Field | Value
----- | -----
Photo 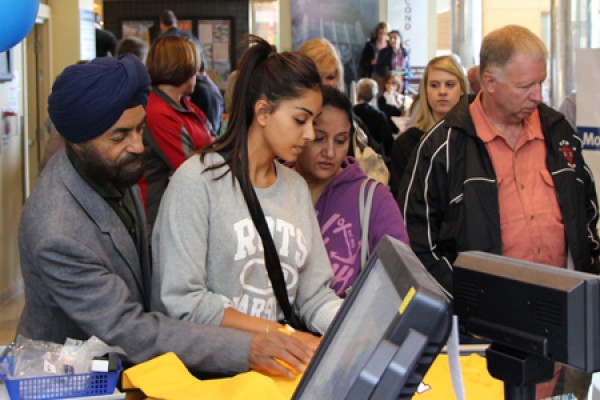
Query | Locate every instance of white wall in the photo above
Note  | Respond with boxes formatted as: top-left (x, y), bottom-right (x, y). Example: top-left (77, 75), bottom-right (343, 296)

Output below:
top-left (0, 44), bottom-right (25, 303)
top-left (48, 0), bottom-right (95, 80)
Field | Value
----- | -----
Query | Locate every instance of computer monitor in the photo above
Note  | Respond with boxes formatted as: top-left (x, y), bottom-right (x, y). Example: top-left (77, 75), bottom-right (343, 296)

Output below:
top-left (454, 251), bottom-right (600, 399)
top-left (293, 236), bottom-right (452, 400)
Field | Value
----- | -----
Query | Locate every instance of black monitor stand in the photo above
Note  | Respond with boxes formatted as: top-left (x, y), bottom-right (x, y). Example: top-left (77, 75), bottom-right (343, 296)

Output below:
top-left (486, 343), bottom-right (555, 400)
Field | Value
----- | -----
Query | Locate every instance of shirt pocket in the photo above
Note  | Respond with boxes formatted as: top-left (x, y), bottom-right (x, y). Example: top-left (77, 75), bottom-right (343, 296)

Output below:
top-left (538, 169), bottom-right (563, 224)
top-left (539, 169), bottom-right (555, 188)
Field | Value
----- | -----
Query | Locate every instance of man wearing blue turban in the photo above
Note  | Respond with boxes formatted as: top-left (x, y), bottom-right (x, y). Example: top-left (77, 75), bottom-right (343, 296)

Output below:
top-left (17, 54), bottom-right (307, 376)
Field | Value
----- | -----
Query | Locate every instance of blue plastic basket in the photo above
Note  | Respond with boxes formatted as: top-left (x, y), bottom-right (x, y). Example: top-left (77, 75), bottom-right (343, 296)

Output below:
top-left (0, 357), bottom-right (121, 400)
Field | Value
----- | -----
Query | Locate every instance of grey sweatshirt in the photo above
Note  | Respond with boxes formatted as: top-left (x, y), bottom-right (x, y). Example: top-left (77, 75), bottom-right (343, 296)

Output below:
top-left (152, 153), bottom-right (342, 334)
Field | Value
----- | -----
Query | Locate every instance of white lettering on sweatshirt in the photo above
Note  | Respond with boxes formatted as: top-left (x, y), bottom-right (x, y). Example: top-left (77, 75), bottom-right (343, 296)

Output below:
top-left (232, 217), bottom-right (306, 317)
top-left (233, 217), bottom-right (308, 264)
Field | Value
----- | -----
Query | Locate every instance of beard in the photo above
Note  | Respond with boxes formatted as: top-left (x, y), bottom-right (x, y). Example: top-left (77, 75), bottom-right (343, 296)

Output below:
top-left (74, 144), bottom-right (145, 189)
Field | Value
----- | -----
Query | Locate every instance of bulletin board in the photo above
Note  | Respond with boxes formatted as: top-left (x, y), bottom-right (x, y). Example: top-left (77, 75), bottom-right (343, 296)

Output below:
top-left (177, 20), bottom-right (193, 35)
top-left (197, 18), bottom-right (233, 90)
top-left (119, 17), bottom-right (234, 90)
top-left (121, 19), bottom-right (155, 45)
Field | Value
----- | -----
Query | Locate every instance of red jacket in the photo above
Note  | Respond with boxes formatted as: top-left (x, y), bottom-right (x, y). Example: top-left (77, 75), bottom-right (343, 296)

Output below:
top-left (139, 87), bottom-right (214, 227)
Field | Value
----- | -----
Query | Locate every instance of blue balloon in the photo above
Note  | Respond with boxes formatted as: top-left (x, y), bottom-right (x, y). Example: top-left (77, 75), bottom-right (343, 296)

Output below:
top-left (0, 0), bottom-right (40, 52)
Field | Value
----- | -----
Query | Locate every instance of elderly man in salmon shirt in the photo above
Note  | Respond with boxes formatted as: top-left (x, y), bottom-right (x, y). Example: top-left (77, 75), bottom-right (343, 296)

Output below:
top-left (398, 24), bottom-right (599, 400)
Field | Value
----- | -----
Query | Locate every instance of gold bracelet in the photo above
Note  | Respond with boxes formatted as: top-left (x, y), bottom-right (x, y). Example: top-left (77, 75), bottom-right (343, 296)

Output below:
top-left (265, 320), bottom-right (269, 334)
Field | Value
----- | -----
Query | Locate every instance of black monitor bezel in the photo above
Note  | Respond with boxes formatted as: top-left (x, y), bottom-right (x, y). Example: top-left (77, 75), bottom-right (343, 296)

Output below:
top-left (454, 251), bottom-right (600, 373)
top-left (292, 236), bottom-right (452, 399)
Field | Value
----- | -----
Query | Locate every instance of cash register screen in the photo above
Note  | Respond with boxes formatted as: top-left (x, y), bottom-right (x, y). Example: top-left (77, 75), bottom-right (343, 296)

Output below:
top-left (293, 236), bottom-right (451, 399)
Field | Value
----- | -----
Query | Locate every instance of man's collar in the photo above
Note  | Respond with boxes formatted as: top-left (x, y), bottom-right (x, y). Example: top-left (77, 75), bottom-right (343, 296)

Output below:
top-left (470, 93), bottom-right (543, 144)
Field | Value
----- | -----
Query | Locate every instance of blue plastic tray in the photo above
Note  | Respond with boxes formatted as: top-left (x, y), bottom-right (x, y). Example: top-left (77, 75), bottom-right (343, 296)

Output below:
top-left (0, 357), bottom-right (121, 400)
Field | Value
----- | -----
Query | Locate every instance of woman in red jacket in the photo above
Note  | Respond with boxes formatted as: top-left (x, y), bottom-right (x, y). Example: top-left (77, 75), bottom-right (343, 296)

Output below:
top-left (140, 35), bottom-right (214, 232)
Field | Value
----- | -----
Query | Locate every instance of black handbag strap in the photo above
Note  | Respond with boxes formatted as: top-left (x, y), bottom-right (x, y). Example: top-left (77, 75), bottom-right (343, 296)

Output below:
top-left (234, 165), bottom-right (299, 326)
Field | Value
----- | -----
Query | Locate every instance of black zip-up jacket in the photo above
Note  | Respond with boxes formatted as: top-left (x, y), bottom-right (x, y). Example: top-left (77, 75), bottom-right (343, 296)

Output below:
top-left (398, 100), bottom-right (600, 293)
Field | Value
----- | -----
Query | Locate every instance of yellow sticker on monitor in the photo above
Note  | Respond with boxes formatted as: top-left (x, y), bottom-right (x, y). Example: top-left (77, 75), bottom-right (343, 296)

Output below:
top-left (399, 287), bottom-right (416, 314)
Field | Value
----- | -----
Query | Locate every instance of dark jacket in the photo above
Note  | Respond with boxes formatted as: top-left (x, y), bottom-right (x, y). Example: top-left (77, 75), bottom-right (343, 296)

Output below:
top-left (398, 101), bottom-right (600, 292)
top-left (190, 74), bottom-right (223, 134)
top-left (372, 45), bottom-right (411, 93)
top-left (353, 102), bottom-right (394, 159)
top-left (96, 28), bottom-right (117, 57)
top-left (160, 26), bottom-right (200, 46)
top-left (390, 127), bottom-right (423, 198)
top-left (377, 95), bottom-right (403, 135)
top-left (373, 45), bottom-right (410, 77)
top-left (358, 40), bottom-right (377, 78)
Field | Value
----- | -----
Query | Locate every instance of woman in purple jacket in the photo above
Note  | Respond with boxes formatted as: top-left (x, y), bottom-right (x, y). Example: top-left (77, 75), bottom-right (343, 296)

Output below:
top-left (295, 86), bottom-right (410, 297)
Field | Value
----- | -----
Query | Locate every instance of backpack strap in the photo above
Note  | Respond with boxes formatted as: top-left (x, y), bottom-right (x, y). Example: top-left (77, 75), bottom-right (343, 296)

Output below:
top-left (359, 179), bottom-right (379, 268)
top-left (233, 163), bottom-right (306, 331)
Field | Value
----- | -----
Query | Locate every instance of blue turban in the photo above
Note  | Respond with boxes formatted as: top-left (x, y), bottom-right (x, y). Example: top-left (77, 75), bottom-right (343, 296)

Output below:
top-left (48, 54), bottom-right (150, 143)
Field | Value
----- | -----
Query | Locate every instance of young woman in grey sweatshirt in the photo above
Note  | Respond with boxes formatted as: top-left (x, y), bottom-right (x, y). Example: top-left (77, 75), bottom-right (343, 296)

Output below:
top-left (151, 35), bottom-right (343, 378)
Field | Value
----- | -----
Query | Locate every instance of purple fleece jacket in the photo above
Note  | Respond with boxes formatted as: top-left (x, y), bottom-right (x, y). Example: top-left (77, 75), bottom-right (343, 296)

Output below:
top-left (315, 157), bottom-right (410, 295)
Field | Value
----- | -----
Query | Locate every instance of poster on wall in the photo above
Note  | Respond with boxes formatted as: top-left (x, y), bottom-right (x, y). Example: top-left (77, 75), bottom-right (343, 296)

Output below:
top-left (178, 20), bottom-right (193, 36)
top-left (122, 20), bottom-right (155, 45)
top-left (576, 49), bottom-right (600, 196)
top-left (577, 49), bottom-right (600, 150)
top-left (387, 0), bottom-right (429, 93)
top-left (291, 0), bottom-right (379, 90)
top-left (387, 1), bottom-right (429, 68)
top-left (197, 19), bottom-right (232, 90)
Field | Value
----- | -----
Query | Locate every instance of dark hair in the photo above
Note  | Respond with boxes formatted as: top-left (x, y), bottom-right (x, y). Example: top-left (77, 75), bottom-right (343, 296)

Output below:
top-left (371, 21), bottom-right (388, 41)
top-left (389, 30), bottom-right (402, 39)
top-left (321, 85), bottom-right (353, 129)
top-left (201, 34), bottom-right (322, 195)
top-left (116, 37), bottom-right (149, 61)
top-left (319, 86), bottom-right (356, 157)
top-left (160, 10), bottom-right (176, 26)
top-left (198, 45), bottom-right (207, 72)
top-left (146, 36), bottom-right (200, 86)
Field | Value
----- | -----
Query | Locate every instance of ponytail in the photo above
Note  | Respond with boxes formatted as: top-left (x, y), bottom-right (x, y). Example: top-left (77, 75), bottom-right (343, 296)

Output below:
top-left (201, 34), bottom-right (322, 197)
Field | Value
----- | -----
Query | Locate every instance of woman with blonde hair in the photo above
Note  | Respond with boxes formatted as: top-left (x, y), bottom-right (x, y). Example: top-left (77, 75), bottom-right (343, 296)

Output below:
top-left (299, 38), bottom-right (385, 160)
top-left (390, 55), bottom-right (467, 197)
top-left (298, 38), bottom-right (345, 92)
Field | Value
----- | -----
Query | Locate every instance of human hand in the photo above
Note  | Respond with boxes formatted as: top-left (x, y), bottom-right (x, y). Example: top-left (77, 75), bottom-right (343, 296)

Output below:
top-left (290, 330), bottom-right (321, 353)
top-left (249, 331), bottom-right (313, 378)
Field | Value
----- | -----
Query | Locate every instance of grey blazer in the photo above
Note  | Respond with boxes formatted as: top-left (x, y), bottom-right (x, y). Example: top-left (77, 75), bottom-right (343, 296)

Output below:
top-left (17, 149), bottom-right (252, 374)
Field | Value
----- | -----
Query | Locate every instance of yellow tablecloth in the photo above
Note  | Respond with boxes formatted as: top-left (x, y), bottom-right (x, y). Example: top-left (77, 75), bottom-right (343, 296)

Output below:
top-left (122, 352), bottom-right (503, 399)
top-left (417, 354), bottom-right (503, 399)
top-left (122, 353), bottom-right (301, 400)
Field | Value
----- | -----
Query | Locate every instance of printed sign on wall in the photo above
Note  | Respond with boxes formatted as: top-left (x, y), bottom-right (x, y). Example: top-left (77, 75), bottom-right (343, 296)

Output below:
top-left (576, 49), bottom-right (600, 198)
top-left (387, 0), bottom-right (430, 67)
top-left (577, 49), bottom-right (600, 150)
